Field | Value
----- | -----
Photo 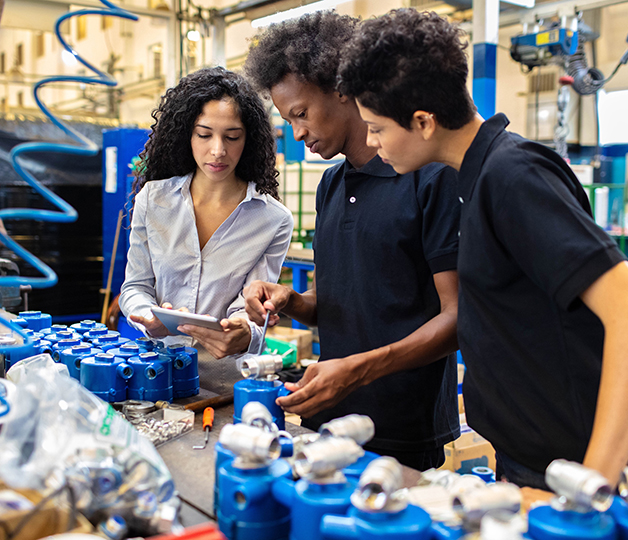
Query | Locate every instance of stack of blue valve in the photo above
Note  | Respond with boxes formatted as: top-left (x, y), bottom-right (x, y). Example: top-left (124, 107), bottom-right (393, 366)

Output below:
top-left (3, 312), bottom-right (199, 403)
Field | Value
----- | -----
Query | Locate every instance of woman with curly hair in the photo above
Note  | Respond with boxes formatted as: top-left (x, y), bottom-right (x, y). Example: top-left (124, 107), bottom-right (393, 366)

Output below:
top-left (119, 66), bottom-right (293, 393)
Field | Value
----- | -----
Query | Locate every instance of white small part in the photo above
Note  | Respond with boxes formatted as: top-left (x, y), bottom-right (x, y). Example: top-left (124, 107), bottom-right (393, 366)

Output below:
top-left (349, 196), bottom-right (356, 203)
top-left (545, 459), bottom-right (612, 512)
top-left (481, 509), bottom-right (526, 540)
top-left (294, 436), bottom-right (364, 479)
top-left (219, 423), bottom-right (280, 462)
top-left (319, 414), bottom-right (375, 445)
top-left (240, 355), bottom-right (282, 379)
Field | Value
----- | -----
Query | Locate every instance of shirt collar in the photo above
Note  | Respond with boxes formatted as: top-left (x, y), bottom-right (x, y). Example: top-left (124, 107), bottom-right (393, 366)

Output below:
top-left (176, 173), bottom-right (267, 204)
top-left (344, 154), bottom-right (398, 178)
top-left (459, 113), bottom-right (510, 202)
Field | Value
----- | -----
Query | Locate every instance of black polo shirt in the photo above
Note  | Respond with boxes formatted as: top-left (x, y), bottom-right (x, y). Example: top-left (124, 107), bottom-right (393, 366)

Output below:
top-left (306, 155), bottom-right (460, 454)
top-left (458, 113), bottom-right (626, 474)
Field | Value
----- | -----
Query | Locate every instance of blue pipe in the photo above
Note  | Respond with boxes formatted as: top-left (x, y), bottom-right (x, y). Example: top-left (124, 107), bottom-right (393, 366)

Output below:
top-left (0, 1), bottom-right (137, 360)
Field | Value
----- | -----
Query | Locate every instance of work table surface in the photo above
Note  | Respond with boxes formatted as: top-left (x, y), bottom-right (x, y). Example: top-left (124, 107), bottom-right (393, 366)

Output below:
top-left (157, 402), bottom-right (423, 527)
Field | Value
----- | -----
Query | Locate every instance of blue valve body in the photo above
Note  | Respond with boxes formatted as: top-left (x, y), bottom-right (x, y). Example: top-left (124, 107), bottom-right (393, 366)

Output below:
top-left (159, 345), bottom-right (199, 399)
top-left (321, 503), bottom-right (433, 540)
top-left (342, 451), bottom-right (380, 480)
top-left (91, 334), bottom-right (130, 352)
top-left (80, 353), bottom-right (133, 402)
top-left (52, 338), bottom-right (83, 361)
top-left (17, 311), bottom-right (52, 331)
top-left (217, 459), bottom-right (292, 540)
top-left (234, 378), bottom-right (290, 430)
top-left (70, 320), bottom-right (107, 335)
top-left (609, 497), bottom-right (628, 540)
top-left (127, 352), bottom-right (173, 402)
top-left (58, 345), bottom-right (102, 380)
top-left (44, 330), bottom-right (82, 345)
top-left (272, 476), bottom-right (358, 540)
top-left (527, 504), bottom-right (617, 540)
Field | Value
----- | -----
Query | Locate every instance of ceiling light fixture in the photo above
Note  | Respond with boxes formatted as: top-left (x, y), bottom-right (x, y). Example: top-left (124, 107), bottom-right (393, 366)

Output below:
top-left (251, 0), bottom-right (352, 28)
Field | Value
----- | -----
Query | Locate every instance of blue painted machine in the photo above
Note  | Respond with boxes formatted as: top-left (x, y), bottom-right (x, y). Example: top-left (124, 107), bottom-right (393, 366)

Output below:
top-left (322, 457), bottom-right (433, 540)
top-left (79, 352), bottom-right (133, 402)
top-left (216, 422), bottom-right (292, 540)
top-left (91, 333), bottom-right (130, 352)
top-left (70, 319), bottom-right (107, 335)
top-left (272, 437), bottom-right (364, 540)
top-left (527, 460), bottom-right (615, 540)
top-left (234, 354), bottom-right (291, 430)
top-left (127, 351), bottom-right (173, 402)
top-left (58, 344), bottom-right (102, 380)
top-left (158, 344), bottom-right (199, 399)
top-left (16, 311), bottom-right (52, 331)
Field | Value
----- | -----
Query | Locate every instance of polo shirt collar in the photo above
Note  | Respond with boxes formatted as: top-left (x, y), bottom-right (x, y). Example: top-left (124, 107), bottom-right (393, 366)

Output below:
top-left (459, 113), bottom-right (510, 202)
top-left (344, 154), bottom-right (398, 178)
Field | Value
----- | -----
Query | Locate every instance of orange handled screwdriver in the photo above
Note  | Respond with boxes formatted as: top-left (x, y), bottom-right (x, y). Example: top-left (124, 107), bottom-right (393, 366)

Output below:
top-left (193, 407), bottom-right (215, 450)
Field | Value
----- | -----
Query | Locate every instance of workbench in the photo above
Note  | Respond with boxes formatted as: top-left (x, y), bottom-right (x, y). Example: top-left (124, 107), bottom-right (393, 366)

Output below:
top-left (157, 402), bottom-right (423, 529)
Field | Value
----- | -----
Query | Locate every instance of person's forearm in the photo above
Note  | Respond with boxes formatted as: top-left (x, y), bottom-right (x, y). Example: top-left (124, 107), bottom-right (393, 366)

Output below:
top-left (282, 288), bottom-right (318, 327)
top-left (351, 309), bottom-right (458, 387)
top-left (582, 320), bottom-right (628, 486)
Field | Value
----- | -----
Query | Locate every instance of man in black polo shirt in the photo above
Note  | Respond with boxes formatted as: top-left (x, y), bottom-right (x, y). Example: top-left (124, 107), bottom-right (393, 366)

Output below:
top-left (338, 7), bottom-right (628, 494)
top-left (242, 11), bottom-right (461, 470)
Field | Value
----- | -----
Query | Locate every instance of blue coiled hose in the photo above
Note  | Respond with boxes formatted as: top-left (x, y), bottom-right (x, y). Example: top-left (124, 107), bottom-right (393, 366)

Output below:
top-left (0, 1), bottom-right (138, 365)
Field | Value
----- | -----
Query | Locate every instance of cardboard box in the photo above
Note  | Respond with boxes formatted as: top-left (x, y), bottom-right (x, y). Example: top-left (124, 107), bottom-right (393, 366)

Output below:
top-left (441, 424), bottom-right (496, 474)
top-left (0, 487), bottom-right (91, 540)
top-left (266, 327), bottom-right (312, 361)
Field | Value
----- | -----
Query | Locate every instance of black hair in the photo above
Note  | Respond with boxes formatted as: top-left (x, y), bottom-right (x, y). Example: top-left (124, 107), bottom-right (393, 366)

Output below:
top-left (133, 66), bottom-right (279, 198)
top-left (244, 10), bottom-right (359, 94)
top-left (337, 9), bottom-right (476, 130)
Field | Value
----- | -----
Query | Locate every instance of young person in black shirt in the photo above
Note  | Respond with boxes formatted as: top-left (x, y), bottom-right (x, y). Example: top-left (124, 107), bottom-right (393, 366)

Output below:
top-left (242, 11), bottom-right (461, 470)
top-left (338, 8), bottom-right (628, 498)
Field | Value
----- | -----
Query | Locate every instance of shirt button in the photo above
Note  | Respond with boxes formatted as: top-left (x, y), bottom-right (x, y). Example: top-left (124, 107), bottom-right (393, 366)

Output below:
top-left (349, 196), bottom-right (356, 203)
top-left (459, 197), bottom-right (464, 203)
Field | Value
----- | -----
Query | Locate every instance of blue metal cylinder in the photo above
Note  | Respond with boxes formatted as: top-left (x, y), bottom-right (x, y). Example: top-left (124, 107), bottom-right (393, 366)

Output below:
top-left (108, 342), bottom-right (142, 361)
top-left (17, 311), bottom-right (52, 331)
top-left (471, 466), bottom-right (495, 483)
top-left (342, 451), bottom-right (380, 480)
top-left (160, 345), bottom-right (199, 399)
top-left (91, 333), bottom-right (130, 352)
top-left (127, 351), bottom-right (173, 402)
top-left (70, 319), bottom-right (107, 335)
top-left (234, 379), bottom-right (290, 430)
top-left (52, 338), bottom-right (83, 361)
top-left (321, 504), bottom-right (433, 539)
top-left (44, 329), bottom-right (82, 345)
top-left (527, 504), bottom-right (617, 540)
top-left (609, 498), bottom-right (628, 540)
top-left (272, 476), bottom-right (358, 540)
top-left (135, 337), bottom-right (162, 352)
top-left (1, 336), bottom-right (36, 372)
top-left (80, 352), bottom-right (133, 402)
top-left (214, 441), bottom-right (237, 515)
top-left (41, 324), bottom-right (68, 335)
top-left (217, 459), bottom-right (292, 540)
top-left (83, 327), bottom-right (111, 343)
top-left (58, 344), bottom-right (102, 380)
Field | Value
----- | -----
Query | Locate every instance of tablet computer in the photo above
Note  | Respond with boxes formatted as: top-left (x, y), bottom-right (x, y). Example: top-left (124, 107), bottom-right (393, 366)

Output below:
top-left (151, 306), bottom-right (224, 336)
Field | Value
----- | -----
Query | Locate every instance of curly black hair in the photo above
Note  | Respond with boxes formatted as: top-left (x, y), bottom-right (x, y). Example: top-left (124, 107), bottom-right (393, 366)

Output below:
top-left (244, 10), bottom-right (359, 94)
top-left (337, 9), bottom-right (476, 131)
top-left (134, 66), bottom-right (279, 199)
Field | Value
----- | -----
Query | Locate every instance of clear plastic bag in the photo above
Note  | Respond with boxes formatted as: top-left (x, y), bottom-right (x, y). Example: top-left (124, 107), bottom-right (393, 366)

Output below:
top-left (0, 354), bottom-right (180, 535)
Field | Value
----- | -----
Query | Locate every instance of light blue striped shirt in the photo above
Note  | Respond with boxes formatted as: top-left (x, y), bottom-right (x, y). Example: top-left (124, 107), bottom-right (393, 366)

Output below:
top-left (119, 173), bottom-right (293, 361)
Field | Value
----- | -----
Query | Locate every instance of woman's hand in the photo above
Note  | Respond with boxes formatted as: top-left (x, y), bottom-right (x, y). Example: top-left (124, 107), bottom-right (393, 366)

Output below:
top-left (180, 317), bottom-right (252, 359)
top-left (129, 302), bottom-right (183, 338)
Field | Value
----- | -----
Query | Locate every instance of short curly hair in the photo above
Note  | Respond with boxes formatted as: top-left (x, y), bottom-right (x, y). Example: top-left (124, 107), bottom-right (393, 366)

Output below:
top-left (134, 66), bottom-right (279, 199)
top-left (337, 9), bottom-right (476, 130)
top-left (244, 10), bottom-right (359, 94)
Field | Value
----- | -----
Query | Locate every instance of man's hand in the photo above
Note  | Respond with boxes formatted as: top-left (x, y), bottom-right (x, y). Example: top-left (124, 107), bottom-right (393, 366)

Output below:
top-left (180, 317), bottom-right (252, 359)
top-left (277, 354), bottom-right (368, 417)
top-left (129, 302), bottom-right (181, 338)
top-left (244, 280), bottom-right (292, 326)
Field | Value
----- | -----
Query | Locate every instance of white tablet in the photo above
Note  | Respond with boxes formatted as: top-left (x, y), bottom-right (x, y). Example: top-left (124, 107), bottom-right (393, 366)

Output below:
top-left (151, 306), bottom-right (224, 335)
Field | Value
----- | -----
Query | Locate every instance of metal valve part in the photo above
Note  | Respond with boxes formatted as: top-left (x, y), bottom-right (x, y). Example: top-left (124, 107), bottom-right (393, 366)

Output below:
top-left (219, 423), bottom-right (281, 463)
top-left (453, 483), bottom-right (522, 528)
top-left (240, 355), bottom-right (282, 379)
top-left (293, 436), bottom-right (364, 479)
top-left (319, 414), bottom-right (375, 446)
top-left (545, 459), bottom-right (613, 512)
top-left (241, 401), bottom-right (274, 430)
top-left (618, 466), bottom-right (628, 500)
top-left (351, 456), bottom-right (406, 512)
